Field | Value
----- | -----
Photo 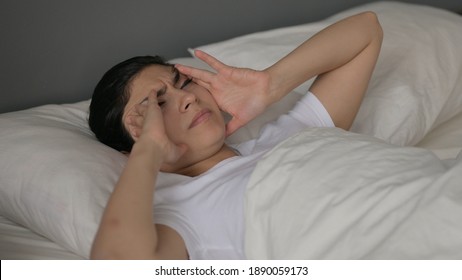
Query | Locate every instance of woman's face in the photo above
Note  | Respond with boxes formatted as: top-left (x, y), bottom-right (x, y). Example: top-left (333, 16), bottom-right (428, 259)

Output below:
top-left (123, 64), bottom-right (226, 172)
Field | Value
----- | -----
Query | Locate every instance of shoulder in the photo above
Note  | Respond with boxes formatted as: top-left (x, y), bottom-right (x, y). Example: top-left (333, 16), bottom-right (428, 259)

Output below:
top-left (288, 91), bottom-right (335, 128)
top-left (236, 91), bottom-right (334, 154)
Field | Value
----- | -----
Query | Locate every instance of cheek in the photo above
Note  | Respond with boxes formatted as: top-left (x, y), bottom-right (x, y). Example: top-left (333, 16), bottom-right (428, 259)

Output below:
top-left (162, 113), bottom-right (183, 142)
top-left (202, 114), bottom-right (227, 142)
top-left (159, 104), bottom-right (193, 137)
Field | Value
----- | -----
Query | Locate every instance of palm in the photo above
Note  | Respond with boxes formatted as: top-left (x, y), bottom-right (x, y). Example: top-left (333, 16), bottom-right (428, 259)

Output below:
top-left (177, 50), bottom-right (271, 135)
top-left (210, 66), bottom-right (270, 133)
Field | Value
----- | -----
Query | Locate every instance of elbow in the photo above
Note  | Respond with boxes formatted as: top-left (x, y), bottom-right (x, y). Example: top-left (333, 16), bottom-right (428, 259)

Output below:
top-left (90, 242), bottom-right (114, 260)
top-left (89, 232), bottom-right (128, 259)
top-left (90, 246), bottom-right (157, 260)
top-left (90, 234), bottom-right (159, 260)
top-left (90, 249), bottom-right (109, 260)
top-left (361, 11), bottom-right (383, 41)
top-left (89, 222), bottom-right (160, 259)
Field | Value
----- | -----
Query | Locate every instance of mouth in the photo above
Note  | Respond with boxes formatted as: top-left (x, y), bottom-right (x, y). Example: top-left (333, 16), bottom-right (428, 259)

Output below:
top-left (189, 108), bottom-right (212, 129)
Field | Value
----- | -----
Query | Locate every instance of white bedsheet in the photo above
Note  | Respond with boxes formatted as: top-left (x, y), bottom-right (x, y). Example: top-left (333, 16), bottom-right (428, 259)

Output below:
top-left (245, 128), bottom-right (462, 259)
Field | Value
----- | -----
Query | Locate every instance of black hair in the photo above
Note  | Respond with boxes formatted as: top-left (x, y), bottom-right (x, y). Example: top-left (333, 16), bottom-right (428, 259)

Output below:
top-left (88, 55), bottom-right (170, 152)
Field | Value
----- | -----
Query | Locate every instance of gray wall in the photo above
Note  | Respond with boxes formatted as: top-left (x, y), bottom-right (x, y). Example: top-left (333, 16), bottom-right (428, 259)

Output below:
top-left (1, 0), bottom-right (461, 113)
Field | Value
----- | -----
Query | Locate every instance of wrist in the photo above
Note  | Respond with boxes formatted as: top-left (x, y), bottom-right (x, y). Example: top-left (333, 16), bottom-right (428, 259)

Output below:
top-left (131, 136), bottom-right (164, 167)
top-left (264, 67), bottom-right (290, 105)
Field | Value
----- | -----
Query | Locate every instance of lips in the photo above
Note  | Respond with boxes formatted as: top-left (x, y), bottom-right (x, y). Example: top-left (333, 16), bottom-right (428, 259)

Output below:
top-left (189, 108), bottom-right (212, 128)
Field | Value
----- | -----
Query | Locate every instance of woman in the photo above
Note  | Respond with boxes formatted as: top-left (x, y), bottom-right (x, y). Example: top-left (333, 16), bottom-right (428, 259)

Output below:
top-left (89, 11), bottom-right (383, 259)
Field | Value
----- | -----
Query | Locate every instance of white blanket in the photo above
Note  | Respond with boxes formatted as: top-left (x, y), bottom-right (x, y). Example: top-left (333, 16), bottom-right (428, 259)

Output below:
top-left (245, 128), bottom-right (462, 259)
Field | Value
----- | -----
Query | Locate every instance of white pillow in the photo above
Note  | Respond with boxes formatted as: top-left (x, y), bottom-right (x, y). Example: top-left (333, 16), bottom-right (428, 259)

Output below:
top-left (190, 2), bottom-right (462, 146)
top-left (0, 101), bottom-right (126, 258)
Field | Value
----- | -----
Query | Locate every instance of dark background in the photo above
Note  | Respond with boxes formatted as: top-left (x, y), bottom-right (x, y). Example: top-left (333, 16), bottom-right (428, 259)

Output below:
top-left (1, 0), bottom-right (461, 113)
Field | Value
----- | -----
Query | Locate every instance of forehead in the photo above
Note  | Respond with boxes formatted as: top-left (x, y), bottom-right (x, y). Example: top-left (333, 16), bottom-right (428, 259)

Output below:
top-left (124, 64), bottom-right (174, 111)
top-left (130, 64), bottom-right (174, 93)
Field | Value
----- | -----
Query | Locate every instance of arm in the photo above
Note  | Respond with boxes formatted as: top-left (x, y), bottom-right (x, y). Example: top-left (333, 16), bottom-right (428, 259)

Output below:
top-left (90, 92), bottom-right (188, 260)
top-left (267, 11), bottom-right (383, 130)
top-left (177, 11), bottom-right (382, 132)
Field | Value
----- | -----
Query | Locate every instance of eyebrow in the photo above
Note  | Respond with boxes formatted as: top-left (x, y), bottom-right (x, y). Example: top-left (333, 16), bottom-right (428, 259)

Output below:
top-left (172, 66), bottom-right (180, 85)
top-left (156, 66), bottom-right (180, 98)
top-left (137, 66), bottom-right (180, 105)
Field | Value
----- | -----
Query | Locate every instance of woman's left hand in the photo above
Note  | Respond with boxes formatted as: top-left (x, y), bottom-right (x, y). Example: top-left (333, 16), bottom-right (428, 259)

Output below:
top-left (176, 50), bottom-right (273, 136)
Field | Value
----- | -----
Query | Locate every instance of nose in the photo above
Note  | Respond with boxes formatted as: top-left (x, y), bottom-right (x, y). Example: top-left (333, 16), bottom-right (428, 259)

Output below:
top-left (178, 90), bottom-right (197, 112)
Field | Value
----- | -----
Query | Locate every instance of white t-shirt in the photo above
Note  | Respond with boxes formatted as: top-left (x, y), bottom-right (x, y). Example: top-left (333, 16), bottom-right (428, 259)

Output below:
top-left (153, 92), bottom-right (335, 259)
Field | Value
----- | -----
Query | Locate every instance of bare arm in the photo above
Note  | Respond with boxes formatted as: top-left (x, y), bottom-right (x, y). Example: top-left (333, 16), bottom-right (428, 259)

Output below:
top-left (267, 11), bottom-right (383, 130)
top-left (90, 92), bottom-right (188, 260)
top-left (178, 12), bottom-right (383, 132)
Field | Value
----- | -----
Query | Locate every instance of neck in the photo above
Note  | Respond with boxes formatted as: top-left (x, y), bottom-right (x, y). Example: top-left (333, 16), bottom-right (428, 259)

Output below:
top-left (175, 144), bottom-right (238, 177)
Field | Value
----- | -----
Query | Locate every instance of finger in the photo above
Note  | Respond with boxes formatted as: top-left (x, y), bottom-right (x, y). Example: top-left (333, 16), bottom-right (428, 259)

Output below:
top-left (137, 90), bottom-right (158, 116)
top-left (130, 114), bottom-right (144, 128)
top-left (175, 64), bottom-right (215, 83)
top-left (131, 126), bottom-right (142, 139)
top-left (147, 90), bottom-right (158, 106)
top-left (194, 49), bottom-right (228, 71)
top-left (191, 78), bottom-right (211, 91)
top-left (126, 119), bottom-right (142, 139)
top-left (133, 103), bottom-right (147, 116)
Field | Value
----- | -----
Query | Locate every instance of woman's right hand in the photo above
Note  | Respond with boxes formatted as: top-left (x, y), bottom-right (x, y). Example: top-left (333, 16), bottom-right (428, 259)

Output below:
top-left (93, 91), bottom-right (189, 260)
top-left (126, 91), bottom-right (187, 165)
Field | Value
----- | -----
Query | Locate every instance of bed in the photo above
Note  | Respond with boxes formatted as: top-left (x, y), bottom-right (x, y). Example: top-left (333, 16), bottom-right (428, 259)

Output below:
top-left (1, 1), bottom-right (462, 260)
